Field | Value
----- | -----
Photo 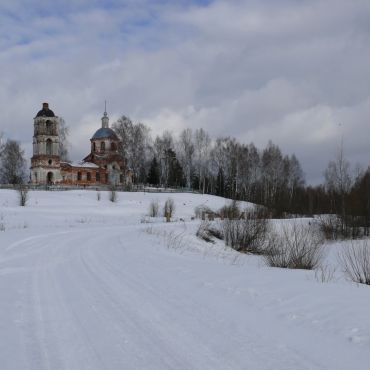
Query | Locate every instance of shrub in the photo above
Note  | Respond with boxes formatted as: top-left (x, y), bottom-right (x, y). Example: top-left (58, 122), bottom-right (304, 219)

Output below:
top-left (318, 215), bottom-right (341, 240)
top-left (314, 264), bottom-right (336, 283)
top-left (163, 198), bottom-right (175, 221)
top-left (17, 185), bottom-right (29, 206)
top-left (109, 185), bottom-right (117, 202)
top-left (196, 221), bottom-right (215, 243)
top-left (219, 200), bottom-right (240, 220)
top-left (223, 210), bottom-right (269, 254)
top-left (318, 215), bottom-right (364, 240)
top-left (264, 221), bottom-right (324, 270)
top-left (338, 240), bottom-right (370, 285)
top-left (207, 223), bottom-right (224, 240)
top-left (148, 200), bottom-right (159, 217)
top-left (194, 205), bottom-right (213, 219)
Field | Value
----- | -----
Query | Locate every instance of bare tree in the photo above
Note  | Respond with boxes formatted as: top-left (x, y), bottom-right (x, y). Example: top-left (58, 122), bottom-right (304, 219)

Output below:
top-left (113, 116), bottom-right (151, 183)
top-left (113, 115), bottom-right (132, 162)
top-left (194, 128), bottom-right (211, 193)
top-left (177, 128), bottom-right (194, 188)
top-left (0, 139), bottom-right (27, 184)
top-left (59, 117), bottom-right (70, 162)
top-left (325, 142), bottom-right (352, 234)
top-left (0, 132), bottom-right (4, 152)
top-left (154, 131), bottom-right (174, 186)
top-left (245, 143), bottom-right (261, 201)
top-left (285, 154), bottom-right (305, 207)
top-left (261, 141), bottom-right (284, 208)
top-left (210, 137), bottom-right (239, 198)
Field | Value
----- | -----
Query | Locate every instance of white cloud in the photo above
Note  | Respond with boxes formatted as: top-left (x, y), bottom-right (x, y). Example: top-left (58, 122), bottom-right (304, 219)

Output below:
top-left (1, 0), bottom-right (370, 184)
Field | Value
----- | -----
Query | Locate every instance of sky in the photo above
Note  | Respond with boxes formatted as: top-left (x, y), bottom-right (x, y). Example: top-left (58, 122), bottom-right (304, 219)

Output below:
top-left (1, 0), bottom-right (370, 184)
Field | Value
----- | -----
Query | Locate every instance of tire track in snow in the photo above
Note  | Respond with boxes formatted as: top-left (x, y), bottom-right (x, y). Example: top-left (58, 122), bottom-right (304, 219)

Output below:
top-left (77, 229), bottom-right (317, 370)
top-left (2, 224), bottom-right (368, 369)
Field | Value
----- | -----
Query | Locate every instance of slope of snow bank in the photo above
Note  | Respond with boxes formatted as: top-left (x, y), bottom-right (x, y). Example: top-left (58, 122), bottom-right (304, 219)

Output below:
top-left (0, 190), bottom-right (369, 369)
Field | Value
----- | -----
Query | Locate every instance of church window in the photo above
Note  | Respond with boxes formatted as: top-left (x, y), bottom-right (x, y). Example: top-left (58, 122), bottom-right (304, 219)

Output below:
top-left (96, 172), bottom-right (100, 182)
top-left (77, 172), bottom-right (82, 181)
top-left (46, 120), bottom-right (53, 135)
top-left (46, 139), bottom-right (52, 155)
top-left (48, 159), bottom-right (52, 165)
top-left (120, 175), bottom-right (123, 183)
top-left (111, 142), bottom-right (116, 151)
top-left (101, 142), bottom-right (105, 151)
top-left (87, 172), bottom-right (91, 181)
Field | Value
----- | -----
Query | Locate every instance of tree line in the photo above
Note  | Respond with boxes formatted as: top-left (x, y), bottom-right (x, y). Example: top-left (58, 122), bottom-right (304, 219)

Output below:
top-left (111, 116), bottom-right (370, 229)
top-left (112, 116), bottom-right (306, 215)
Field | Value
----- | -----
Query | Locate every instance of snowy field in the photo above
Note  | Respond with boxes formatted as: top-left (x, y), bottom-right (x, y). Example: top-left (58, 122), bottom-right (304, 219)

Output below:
top-left (0, 189), bottom-right (369, 370)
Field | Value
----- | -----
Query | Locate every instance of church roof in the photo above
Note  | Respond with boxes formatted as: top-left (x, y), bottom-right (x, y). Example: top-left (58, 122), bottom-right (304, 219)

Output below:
top-left (36, 102), bottom-right (55, 117)
top-left (92, 127), bottom-right (118, 140)
top-left (36, 108), bottom-right (55, 117)
top-left (72, 161), bottom-right (99, 168)
top-left (62, 161), bottom-right (100, 169)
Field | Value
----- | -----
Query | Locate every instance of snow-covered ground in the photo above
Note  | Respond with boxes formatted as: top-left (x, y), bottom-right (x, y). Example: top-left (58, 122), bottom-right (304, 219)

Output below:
top-left (0, 189), bottom-right (369, 370)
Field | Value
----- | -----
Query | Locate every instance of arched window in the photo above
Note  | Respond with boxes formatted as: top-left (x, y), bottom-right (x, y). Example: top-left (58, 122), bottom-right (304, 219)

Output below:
top-left (101, 142), bottom-right (105, 151)
top-left (77, 172), bottom-right (82, 181)
top-left (87, 172), bottom-right (91, 181)
top-left (96, 172), bottom-right (100, 182)
top-left (93, 142), bottom-right (96, 152)
top-left (111, 142), bottom-right (117, 151)
top-left (46, 139), bottom-right (53, 155)
top-left (46, 120), bottom-right (53, 135)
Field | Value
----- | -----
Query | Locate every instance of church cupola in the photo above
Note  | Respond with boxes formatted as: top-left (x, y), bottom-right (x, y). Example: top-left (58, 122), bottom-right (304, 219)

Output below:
top-left (101, 101), bottom-right (109, 128)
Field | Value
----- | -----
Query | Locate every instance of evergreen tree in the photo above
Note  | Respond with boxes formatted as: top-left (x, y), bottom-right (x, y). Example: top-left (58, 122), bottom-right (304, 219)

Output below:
top-left (147, 157), bottom-right (160, 185)
top-left (216, 168), bottom-right (225, 197)
top-left (165, 149), bottom-right (185, 187)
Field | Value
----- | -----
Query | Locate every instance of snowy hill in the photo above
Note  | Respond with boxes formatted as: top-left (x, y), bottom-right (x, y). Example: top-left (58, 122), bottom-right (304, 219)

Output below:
top-left (0, 189), bottom-right (369, 370)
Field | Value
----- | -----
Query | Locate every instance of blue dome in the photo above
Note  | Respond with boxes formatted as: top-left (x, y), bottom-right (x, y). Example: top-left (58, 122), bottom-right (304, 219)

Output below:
top-left (92, 127), bottom-right (118, 140)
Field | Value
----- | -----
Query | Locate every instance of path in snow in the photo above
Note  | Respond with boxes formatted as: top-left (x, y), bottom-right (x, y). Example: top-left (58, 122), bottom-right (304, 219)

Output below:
top-left (0, 224), bottom-right (368, 370)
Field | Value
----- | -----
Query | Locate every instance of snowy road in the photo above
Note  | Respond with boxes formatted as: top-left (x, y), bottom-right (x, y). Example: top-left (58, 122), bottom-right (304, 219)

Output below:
top-left (0, 191), bottom-right (369, 369)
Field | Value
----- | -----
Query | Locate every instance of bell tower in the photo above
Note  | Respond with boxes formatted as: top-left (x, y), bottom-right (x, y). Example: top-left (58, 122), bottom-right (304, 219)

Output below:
top-left (31, 103), bottom-right (62, 184)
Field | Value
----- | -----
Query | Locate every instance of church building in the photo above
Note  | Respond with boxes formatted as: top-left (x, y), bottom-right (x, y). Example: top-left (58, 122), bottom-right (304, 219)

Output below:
top-left (30, 103), bottom-right (131, 186)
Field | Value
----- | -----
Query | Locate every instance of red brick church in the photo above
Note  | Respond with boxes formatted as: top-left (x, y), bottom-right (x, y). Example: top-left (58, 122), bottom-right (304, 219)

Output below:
top-left (30, 103), bottom-right (132, 186)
